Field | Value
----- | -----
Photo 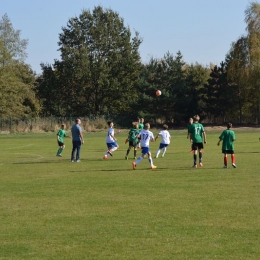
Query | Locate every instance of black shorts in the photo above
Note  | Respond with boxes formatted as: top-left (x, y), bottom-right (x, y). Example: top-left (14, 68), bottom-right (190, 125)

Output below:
top-left (129, 140), bottom-right (138, 147)
top-left (58, 141), bottom-right (64, 146)
top-left (192, 142), bottom-right (204, 150)
top-left (222, 150), bottom-right (234, 154)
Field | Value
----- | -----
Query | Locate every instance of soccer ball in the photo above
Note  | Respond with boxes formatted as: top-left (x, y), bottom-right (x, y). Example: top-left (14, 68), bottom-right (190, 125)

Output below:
top-left (156, 90), bottom-right (161, 96)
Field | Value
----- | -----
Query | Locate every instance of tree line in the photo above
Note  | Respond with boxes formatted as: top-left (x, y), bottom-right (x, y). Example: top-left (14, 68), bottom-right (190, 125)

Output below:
top-left (1, 3), bottom-right (260, 126)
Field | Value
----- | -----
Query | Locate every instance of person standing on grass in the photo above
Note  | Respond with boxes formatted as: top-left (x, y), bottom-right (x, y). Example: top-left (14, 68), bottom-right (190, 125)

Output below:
top-left (103, 121), bottom-right (119, 159)
top-left (125, 122), bottom-right (139, 160)
top-left (71, 118), bottom-right (84, 162)
top-left (154, 124), bottom-right (171, 158)
top-left (189, 115), bottom-right (207, 168)
top-left (217, 123), bottom-right (236, 168)
top-left (187, 117), bottom-right (193, 153)
top-left (56, 124), bottom-right (70, 157)
top-left (132, 123), bottom-right (157, 170)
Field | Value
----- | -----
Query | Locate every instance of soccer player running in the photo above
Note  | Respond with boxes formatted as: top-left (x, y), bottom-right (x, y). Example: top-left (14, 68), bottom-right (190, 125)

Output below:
top-left (132, 123), bottom-right (157, 170)
top-left (103, 121), bottom-right (119, 159)
top-left (154, 124), bottom-right (171, 158)
top-left (125, 122), bottom-right (139, 160)
top-left (189, 115), bottom-right (207, 168)
top-left (217, 123), bottom-right (236, 168)
top-left (56, 124), bottom-right (70, 157)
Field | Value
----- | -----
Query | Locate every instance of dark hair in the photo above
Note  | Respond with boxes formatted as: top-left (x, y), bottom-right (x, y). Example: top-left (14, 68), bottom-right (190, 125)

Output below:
top-left (163, 124), bottom-right (168, 130)
top-left (75, 118), bottom-right (81, 124)
top-left (227, 123), bottom-right (232, 129)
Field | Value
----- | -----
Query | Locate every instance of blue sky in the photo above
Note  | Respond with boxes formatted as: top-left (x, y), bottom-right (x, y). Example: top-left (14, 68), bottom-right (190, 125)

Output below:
top-left (2, 0), bottom-right (250, 74)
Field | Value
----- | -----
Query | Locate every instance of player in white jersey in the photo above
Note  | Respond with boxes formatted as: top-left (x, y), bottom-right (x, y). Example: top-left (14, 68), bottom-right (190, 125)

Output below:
top-left (132, 123), bottom-right (157, 170)
top-left (103, 121), bottom-right (119, 159)
top-left (155, 124), bottom-right (171, 158)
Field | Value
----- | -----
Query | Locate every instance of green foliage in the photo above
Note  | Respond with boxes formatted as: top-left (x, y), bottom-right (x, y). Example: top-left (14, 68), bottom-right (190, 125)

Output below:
top-left (1, 130), bottom-right (260, 259)
top-left (0, 14), bottom-right (40, 118)
top-left (38, 6), bottom-right (142, 117)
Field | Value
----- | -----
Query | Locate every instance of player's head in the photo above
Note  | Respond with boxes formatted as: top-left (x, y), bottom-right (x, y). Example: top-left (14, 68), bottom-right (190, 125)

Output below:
top-left (75, 118), bottom-right (81, 124)
top-left (193, 115), bottom-right (200, 122)
top-left (132, 122), bottom-right (138, 128)
top-left (163, 124), bottom-right (168, 130)
top-left (107, 121), bottom-right (114, 127)
top-left (144, 123), bottom-right (150, 130)
top-left (227, 122), bottom-right (232, 129)
top-left (189, 118), bottom-right (193, 124)
top-left (61, 124), bottom-right (66, 129)
top-left (140, 118), bottom-right (144, 123)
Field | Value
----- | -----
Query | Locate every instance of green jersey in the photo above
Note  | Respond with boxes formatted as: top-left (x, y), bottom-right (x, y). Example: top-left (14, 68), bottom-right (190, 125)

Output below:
top-left (219, 129), bottom-right (235, 151)
top-left (57, 129), bottom-right (67, 143)
top-left (190, 122), bottom-right (205, 143)
top-left (138, 123), bottom-right (144, 130)
top-left (187, 123), bottom-right (193, 133)
top-left (128, 128), bottom-right (139, 142)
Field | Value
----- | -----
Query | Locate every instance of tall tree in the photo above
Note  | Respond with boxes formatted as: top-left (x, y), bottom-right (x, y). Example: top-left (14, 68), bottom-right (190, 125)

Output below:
top-left (244, 1), bottom-right (260, 122)
top-left (0, 14), bottom-right (40, 118)
top-left (0, 14), bottom-right (28, 65)
top-left (39, 6), bottom-right (142, 117)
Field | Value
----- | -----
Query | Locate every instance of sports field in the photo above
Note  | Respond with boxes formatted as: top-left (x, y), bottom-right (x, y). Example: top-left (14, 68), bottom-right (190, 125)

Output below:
top-left (0, 128), bottom-right (260, 259)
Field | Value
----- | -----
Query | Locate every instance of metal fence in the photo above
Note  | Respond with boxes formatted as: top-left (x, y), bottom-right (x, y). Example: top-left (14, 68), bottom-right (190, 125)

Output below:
top-left (0, 116), bottom-right (110, 133)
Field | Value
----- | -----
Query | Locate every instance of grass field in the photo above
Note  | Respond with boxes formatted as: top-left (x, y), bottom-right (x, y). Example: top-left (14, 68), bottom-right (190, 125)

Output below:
top-left (0, 128), bottom-right (260, 259)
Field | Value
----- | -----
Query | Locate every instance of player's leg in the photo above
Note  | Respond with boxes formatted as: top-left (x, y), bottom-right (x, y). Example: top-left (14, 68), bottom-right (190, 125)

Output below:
top-left (75, 141), bottom-right (81, 162)
top-left (148, 151), bottom-right (157, 169)
top-left (224, 152), bottom-right (228, 168)
top-left (71, 141), bottom-right (76, 162)
top-left (231, 152), bottom-right (236, 168)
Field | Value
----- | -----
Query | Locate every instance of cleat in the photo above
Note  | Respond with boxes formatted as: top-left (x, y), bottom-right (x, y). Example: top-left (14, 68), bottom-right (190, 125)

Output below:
top-left (132, 162), bottom-right (136, 170)
top-left (162, 155), bottom-right (164, 158)
top-left (134, 157), bottom-right (136, 159)
top-left (107, 150), bottom-right (113, 156)
top-left (155, 156), bottom-right (158, 159)
top-left (56, 154), bottom-right (62, 157)
top-left (76, 160), bottom-right (80, 162)
top-left (223, 165), bottom-right (227, 168)
top-left (125, 156), bottom-right (128, 160)
top-left (232, 163), bottom-right (237, 168)
top-left (71, 160), bottom-right (74, 162)
top-left (199, 162), bottom-right (203, 167)
top-left (151, 165), bottom-right (157, 169)
top-left (192, 165), bottom-right (197, 168)
top-left (103, 155), bottom-right (108, 160)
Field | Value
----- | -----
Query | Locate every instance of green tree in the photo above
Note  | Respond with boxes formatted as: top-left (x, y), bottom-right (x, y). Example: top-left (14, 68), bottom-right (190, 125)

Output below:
top-left (0, 14), bottom-right (40, 118)
top-left (0, 13), bottom-right (28, 65)
top-left (39, 6), bottom-right (142, 117)
top-left (245, 1), bottom-right (260, 123)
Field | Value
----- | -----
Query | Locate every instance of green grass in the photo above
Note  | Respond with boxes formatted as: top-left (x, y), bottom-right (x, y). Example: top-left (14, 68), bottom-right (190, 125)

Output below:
top-left (0, 129), bottom-right (260, 259)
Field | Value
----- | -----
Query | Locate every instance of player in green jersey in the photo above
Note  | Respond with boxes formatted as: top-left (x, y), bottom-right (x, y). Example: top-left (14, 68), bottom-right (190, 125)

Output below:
top-left (217, 123), bottom-right (236, 168)
top-left (125, 122), bottom-right (139, 160)
top-left (189, 115), bottom-right (207, 168)
top-left (137, 118), bottom-right (144, 148)
top-left (56, 124), bottom-right (70, 157)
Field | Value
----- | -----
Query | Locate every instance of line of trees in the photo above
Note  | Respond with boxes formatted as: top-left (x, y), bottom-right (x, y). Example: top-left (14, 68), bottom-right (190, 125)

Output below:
top-left (1, 3), bottom-right (260, 125)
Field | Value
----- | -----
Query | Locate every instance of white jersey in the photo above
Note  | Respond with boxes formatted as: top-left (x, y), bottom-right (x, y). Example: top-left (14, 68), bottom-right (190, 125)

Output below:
top-left (158, 130), bottom-right (171, 144)
top-left (139, 129), bottom-right (154, 147)
top-left (106, 127), bottom-right (114, 143)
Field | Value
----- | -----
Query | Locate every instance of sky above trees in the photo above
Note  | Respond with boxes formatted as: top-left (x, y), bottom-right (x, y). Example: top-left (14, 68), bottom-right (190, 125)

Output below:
top-left (1, 0), bottom-right (249, 74)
